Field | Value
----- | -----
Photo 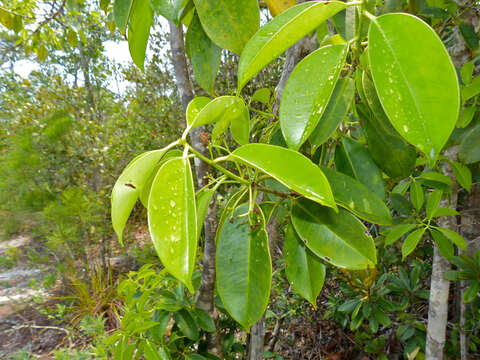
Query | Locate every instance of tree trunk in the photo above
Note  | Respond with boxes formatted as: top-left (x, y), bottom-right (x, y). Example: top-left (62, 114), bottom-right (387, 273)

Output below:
top-left (425, 147), bottom-right (458, 360)
top-left (168, 21), bottom-right (221, 356)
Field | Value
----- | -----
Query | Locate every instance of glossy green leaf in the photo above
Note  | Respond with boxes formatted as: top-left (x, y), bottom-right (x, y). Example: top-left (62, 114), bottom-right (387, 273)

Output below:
top-left (114, 0), bottom-right (134, 33)
top-left (459, 124), bottom-right (480, 164)
top-left (310, 78), bottom-right (355, 150)
top-left (280, 44), bottom-right (347, 150)
top-left (401, 228), bottom-right (426, 260)
top-left (285, 224), bottom-right (325, 307)
top-left (193, 0), bottom-right (259, 54)
top-left (173, 309), bottom-right (199, 340)
top-left (334, 137), bottom-right (385, 201)
top-left (461, 61), bottom-right (474, 85)
top-left (426, 189), bottom-right (443, 220)
top-left (216, 204), bottom-right (271, 330)
top-left (149, 0), bottom-right (188, 24)
top-left (191, 96), bottom-right (246, 129)
top-left (457, 106), bottom-right (476, 128)
top-left (148, 157), bottom-right (197, 293)
top-left (186, 13), bottom-right (221, 95)
top-left (229, 104), bottom-right (250, 145)
top-left (385, 224), bottom-right (417, 246)
top-left (320, 166), bottom-right (392, 225)
top-left (112, 149), bottom-right (169, 243)
top-left (250, 88), bottom-right (271, 105)
top-left (462, 76), bottom-right (480, 102)
top-left (186, 97), bottom-right (211, 126)
top-left (128, 0), bottom-right (153, 70)
top-left (390, 193), bottom-right (414, 215)
top-left (410, 181), bottom-right (424, 211)
top-left (215, 188), bottom-right (248, 244)
top-left (360, 72), bottom-right (416, 178)
top-left (231, 144), bottom-right (336, 209)
top-left (140, 150), bottom-right (183, 208)
top-left (368, 13), bottom-right (460, 164)
top-left (292, 198), bottom-right (377, 270)
top-left (237, 1), bottom-right (349, 91)
top-left (434, 226), bottom-right (467, 250)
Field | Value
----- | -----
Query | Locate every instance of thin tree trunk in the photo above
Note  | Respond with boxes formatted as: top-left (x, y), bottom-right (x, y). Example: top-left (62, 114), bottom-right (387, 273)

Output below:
top-left (168, 21), bottom-right (221, 356)
top-left (426, 147), bottom-right (458, 360)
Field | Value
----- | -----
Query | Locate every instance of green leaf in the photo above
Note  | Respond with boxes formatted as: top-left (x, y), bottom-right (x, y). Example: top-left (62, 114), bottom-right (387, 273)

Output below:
top-left (186, 96), bottom-right (211, 126)
top-left (463, 282), bottom-right (479, 303)
top-left (374, 308), bottom-right (391, 327)
top-left (173, 309), bottom-right (199, 340)
top-left (250, 88), bottom-right (271, 105)
top-left (112, 149), bottom-right (169, 243)
top-left (215, 188), bottom-right (248, 244)
top-left (368, 13), bottom-right (460, 164)
top-left (140, 150), bottom-right (183, 207)
top-left (359, 73), bottom-right (416, 179)
top-left (417, 171), bottom-right (454, 186)
top-left (462, 75), bottom-right (480, 102)
top-left (193, 308), bottom-right (216, 332)
top-left (334, 137), bottom-right (385, 201)
top-left (410, 181), bottom-right (424, 211)
top-left (193, 0), bottom-right (259, 55)
top-left (231, 144), bottom-right (336, 210)
top-left (280, 44), bottom-right (347, 150)
top-left (229, 103), bottom-right (250, 145)
top-left (321, 166), bottom-right (392, 225)
top-left (457, 106), bottom-right (476, 128)
top-left (390, 193), bottom-right (414, 215)
top-left (128, 0), bottom-right (153, 70)
top-left (216, 204), bottom-right (271, 330)
top-left (148, 157), bottom-right (197, 293)
top-left (432, 208), bottom-right (460, 218)
top-left (430, 228), bottom-right (454, 260)
top-left (434, 227), bottom-right (466, 250)
top-left (450, 160), bottom-right (472, 192)
top-left (292, 198), bottom-right (377, 270)
top-left (459, 23), bottom-right (479, 51)
top-left (401, 228), bottom-right (426, 260)
top-left (285, 224), bottom-right (326, 307)
top-left (114, 0), bottom-right (134, 33)
top-left (310, 78), bottom-right (355, 150)
top-left (237, 1), bottom-right (349, 91)
top-left (459, 124), bottom-right (480, 164)
top-left (426, 189), bottom-right (443, 220)
top-left (460, 61), bottom-right (474, 85)
top-left (191, 96), bottom-right (246, 129)
top-left (196, 188), bottom-right (215, 237)
top-left (385, 224), bottom-right (417, 246)
top-left (186, 13), bottom-right (222, 95)
top-left (144, 340), bottom-right (170, 360)
top-left (149, 0), bottom-right (188, 24)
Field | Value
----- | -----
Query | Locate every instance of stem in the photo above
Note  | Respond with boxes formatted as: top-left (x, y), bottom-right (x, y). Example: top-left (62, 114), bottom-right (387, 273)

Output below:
top-left (188, 145), bottom-right (249, 186)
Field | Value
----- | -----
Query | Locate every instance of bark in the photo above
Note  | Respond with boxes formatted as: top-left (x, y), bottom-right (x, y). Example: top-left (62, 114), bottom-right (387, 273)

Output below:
top-left (168, 21), bottom-right (221, 356)
top-left (425, 147), bottom-right (458, 360)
